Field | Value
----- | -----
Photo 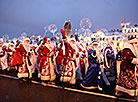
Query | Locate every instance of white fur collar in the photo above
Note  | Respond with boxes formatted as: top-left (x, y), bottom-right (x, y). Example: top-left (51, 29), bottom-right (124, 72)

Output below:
top-left (124, 43), bottom-right (136, 56)
top-left (22, 43), bottom-right (30, 52)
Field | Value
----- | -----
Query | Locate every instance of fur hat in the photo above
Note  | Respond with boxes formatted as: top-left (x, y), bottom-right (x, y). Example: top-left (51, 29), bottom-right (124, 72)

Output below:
top-left (128, 37), bottom-right (138, 43)
top-left (92, 41), bottom-right (98, 45)
top-left (70, 38), bottom-right (76, 42)
top-left (24, 38), bottom-right (30, 42)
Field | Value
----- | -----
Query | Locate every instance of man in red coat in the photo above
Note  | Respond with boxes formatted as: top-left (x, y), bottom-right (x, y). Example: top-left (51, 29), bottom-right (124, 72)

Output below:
top-left (0, 42), bottom-right (8, 71)
top-left (7, 42), bottom-right (15, 69)
top-left (37, 37), bottom-right (47, 78)
top-left (56, 41), bottom-right (64, 74)
top-left (12, 38), bottom-right (32, 79)
top-left (60, 26), bottom-right (76, 84)
top-left (38, 37), bottom-right (56, 82)
top-left (116, 37), bottom-right (138, 97)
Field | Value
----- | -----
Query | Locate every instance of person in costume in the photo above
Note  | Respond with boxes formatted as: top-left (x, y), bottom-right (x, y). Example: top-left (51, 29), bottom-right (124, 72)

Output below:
top-left (55, 41), bottom-right (64, 84)
top-left (78, 40), bottom-right (89, 79)
top-left (70, 38), bottom-right (84, 83)
top-left (103, 39), bottom-right (117, 88)
top-left (116, 37), bottom-right (138, 97)
top-left (12, 38), bottom-right (32, 79)
top-left (40, 37), bottom-right (56, 82)
top-left (7, 42), bottom-right (15, 70)
top-left (81, 41), bottom-right (102, 90)
top-left (0, 42), bottom-right (8, 72)
top-left (37, 37), bottom-right (47, 79)
top-left (28, 43), bottom-right (38, 79)
top-left (60, 22), bottom-right (76, 85)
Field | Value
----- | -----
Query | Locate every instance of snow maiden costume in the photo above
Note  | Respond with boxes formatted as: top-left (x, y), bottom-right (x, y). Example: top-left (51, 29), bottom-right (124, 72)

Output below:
top-left (81, 41), bottom-right (102, 90)
top-left (103, 39), bottom-right (117, 85)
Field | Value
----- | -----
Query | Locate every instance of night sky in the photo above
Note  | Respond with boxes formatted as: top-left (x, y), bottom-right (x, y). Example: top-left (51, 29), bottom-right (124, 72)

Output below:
top-left (0, 0), bottom-right (138, 38)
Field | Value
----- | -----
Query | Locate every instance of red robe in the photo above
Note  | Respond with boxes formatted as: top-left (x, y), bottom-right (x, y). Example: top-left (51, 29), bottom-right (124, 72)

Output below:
top-left (56, 48), bottom-right (63, 67)
top-left (7, 48), bottom-right (14, 67)
top-left (60, 42), bottom-right (76, 84)
top-left (78, 47), bottom-right (88, 75)
top-left (37, 47), bottom-right (44, 78)
top-left (12, 44), bottom-right (30, 78)
top-left (40, 44), bottom-right (56, 81)
top-left (116, 48), bottom-right (138, 96)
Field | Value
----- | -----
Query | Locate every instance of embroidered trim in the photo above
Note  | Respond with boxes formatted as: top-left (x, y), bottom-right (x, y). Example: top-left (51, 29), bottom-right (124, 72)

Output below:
top-left (116, 85), bottom-right (137, 96)
top-left (91, 50), bottom-right (96, 58)
top-left (105, 49), bottom-right (111, 69)
top-left (80, 83), bottom-right (97, 89)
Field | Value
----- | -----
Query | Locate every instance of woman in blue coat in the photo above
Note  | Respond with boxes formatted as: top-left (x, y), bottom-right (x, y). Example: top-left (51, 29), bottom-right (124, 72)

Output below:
top-left (81, 41), bottom-right (102, 90)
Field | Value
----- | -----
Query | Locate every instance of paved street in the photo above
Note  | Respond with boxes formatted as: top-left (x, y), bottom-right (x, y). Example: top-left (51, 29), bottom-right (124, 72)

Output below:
top-left (0, 76), bottom-right (135, 102)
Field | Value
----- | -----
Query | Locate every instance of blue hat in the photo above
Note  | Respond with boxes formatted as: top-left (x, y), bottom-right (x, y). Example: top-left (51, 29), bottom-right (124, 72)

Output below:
top-left (92, 41), bottom-right (98, 45)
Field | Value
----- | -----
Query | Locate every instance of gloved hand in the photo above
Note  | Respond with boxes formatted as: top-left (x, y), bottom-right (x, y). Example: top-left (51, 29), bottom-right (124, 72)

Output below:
top-left (60, 29), bottom-right (66, 38)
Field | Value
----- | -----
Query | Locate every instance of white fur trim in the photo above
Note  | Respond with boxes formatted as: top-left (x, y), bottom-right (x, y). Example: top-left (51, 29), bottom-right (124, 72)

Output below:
top-left (60, 77), bottom-right (71, 82)
top-left (116, 85), bottom-right (137, 96)
top-left (131, 58), bottom-right (138, 64)
top-left (70, 38), bottom-right (76, 42)
top-left (60, 61), bottom-right (76, 84)
top-left (124, 43), bottom-right (137, 56)
top-left (80, 83), bottom-right (97, 89)
top-left (128, 38), bottom-right (138, 43)
top-left (0, 54), bottom-right (8, 70)
top-left (18, 73), bottom-right (28, 78)
top-left (41, 76), bottom-right (50, 81)
top-left (24, 38), bottom-right (30, 42)
top-left (22, 43), bottom-right (30, 52)
top-left (49, 57), bottom-right (56, 81)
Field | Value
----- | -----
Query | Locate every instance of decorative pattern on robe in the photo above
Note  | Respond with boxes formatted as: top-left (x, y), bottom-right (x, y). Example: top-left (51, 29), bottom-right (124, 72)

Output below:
top-left (116, 48), bottom-right (138, 96)
top-left (60, 43), bottom-right (76, 84)
top-left (81, 49), bottom-right (102, 90)
top-left (7, 48), bottom-right (14, 67)
top-left (40, 45), bottom-right (56, 81)
top-left (104, 47), bottom-right (117, 81)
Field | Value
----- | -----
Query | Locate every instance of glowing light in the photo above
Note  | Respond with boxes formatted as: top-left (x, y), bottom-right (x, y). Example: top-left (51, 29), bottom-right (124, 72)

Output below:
top-left (49, 24), bottom-right (57, 36)
top-left (80, 18), bottom-right (92, 29)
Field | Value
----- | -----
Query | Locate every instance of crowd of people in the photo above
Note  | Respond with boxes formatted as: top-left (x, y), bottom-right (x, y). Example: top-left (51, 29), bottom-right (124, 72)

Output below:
top-left (0, 22), bottom-right (137, 99)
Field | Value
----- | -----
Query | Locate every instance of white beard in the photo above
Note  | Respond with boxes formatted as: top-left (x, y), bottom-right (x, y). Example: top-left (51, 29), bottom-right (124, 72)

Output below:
top-left (9, 46), bottom-right (15, 51)
top-left (23, 43), bottom-right (30, 52)
top-left (70, 43), bottom-right (78, 53)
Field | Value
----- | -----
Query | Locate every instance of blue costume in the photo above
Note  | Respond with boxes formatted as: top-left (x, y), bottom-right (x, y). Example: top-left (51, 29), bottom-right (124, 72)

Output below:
top-left (103, 47), bottom-right (117, 82)
top-left (81, 48), bottom-right (102, 90)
